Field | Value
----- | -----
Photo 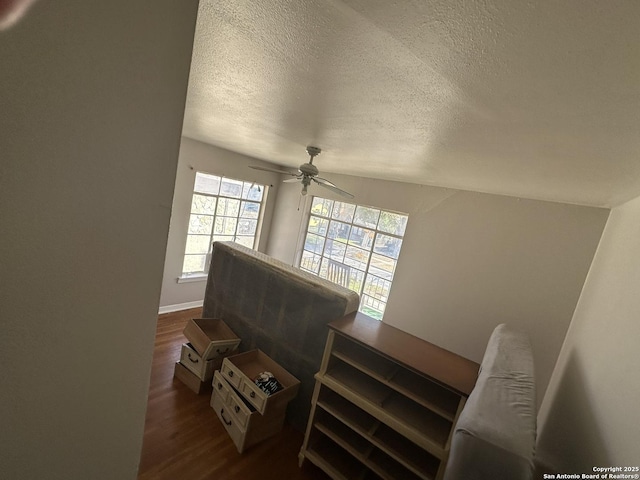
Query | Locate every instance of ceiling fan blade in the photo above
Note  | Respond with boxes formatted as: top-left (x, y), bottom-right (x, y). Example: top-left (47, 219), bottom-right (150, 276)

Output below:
top-left (283, 177), bottom-right (302, 183)
top-left (312, 178), bottom-right (354, 199)
top-left (249, 165), bottom-right (298, 176)
top-left (314, 176), bottom-right (340, 188)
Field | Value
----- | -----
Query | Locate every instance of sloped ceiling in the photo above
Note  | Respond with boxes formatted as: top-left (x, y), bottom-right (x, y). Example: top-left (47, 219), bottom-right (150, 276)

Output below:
top-left (182, 0), bottom-right (640, 207)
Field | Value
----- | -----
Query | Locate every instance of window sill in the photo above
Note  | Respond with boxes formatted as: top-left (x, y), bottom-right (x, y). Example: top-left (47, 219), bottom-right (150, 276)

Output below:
top-left (177, 274), bottom-right (208, 284)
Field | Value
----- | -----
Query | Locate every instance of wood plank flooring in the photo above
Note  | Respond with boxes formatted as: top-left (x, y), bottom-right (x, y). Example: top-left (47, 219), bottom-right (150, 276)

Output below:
top-left (137, 308), bottom-right (327, 480)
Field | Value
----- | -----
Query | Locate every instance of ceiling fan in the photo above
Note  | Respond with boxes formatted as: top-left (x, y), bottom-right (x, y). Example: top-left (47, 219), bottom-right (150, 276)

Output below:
top-left (249, 146), bottom-right (354, 199)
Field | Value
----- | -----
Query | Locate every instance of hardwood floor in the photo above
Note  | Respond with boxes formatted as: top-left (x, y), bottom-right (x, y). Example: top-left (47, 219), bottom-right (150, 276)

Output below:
top-left (137, 308), bottom-right (327, 480)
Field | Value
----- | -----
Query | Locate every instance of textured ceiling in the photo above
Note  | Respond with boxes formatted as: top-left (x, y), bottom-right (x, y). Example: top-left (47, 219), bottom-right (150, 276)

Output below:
top-left (182, 0), bottom-right (640, 207)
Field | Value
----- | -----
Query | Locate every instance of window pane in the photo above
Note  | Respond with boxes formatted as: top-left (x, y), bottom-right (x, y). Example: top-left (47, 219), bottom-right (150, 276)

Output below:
top-left (332, 202), bottom-right (355, 222)
top-left (238, 218), bottom-right (257, 236)
top-left (300, 251), bottom-right (321, 274)
top-left (348, 226), bottom-right (375, 249)
top-left (242, 182), bottom-right (264, 201)
top-left (364, 274), bottom-right (391, 302)
top-left (235, 236), bottom-right (254, 248)
top-left (214, 217), bottom-right (237, 235)
top-left (212, 235), bottom-right (234, 243)
top-left (304, 233), bottom-right (325, 255)
top-left (327, 220), bottom-right (351, 241)
top-left (318, 257), bottom-right (329, 279)
top-left (308, 216), bottom-right (329, 236)
top-left (185, 235), bottom-right (210, 254)
top-left (194, 173), bottom-right (220, 195)
top-left (321, 258), bottom-right (365, 294)
top-left (188, 214), bottom-right (213, 234)
top-left (360, 295), bottom-right (384, 320)
top-left (216, 198), bottom-right (240, 217)
top-left (319, 258), bottom-right (338, 281)
top-left (311, 197), bottom-right (333, 217)
top-left (324, 238), bottom-right (346, 262)
top-left (191, 194), bottom-right (217, 215)
top-left (240, 201), bottom-right (260, 219)
top-left (369, 253), bottom-right (396, 280)
top-left (344, 245), bottom-right (370, 271)
top-left (325, 260), bottom-right (351, 288)
top-left (220, 177), bottom-right (243, 198)
top-left (353, 205), bottom-right (380, 228)
top-left (373, 234), bottom-right (403, 260)
top-left (183, 254), bottom-right (207, 273)
top-left (348, 268), bottom-right (365, 295)
top-left (378, 211), bottom-right (408, 236)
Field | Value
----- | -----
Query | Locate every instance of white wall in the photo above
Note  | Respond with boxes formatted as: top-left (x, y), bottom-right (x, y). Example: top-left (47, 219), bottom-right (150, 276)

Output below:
top-left (536, 194), bottom-right (640, 471)
top-left (158, 137), bottom-right (283, 310)
top-left (0, 2), bottom-right (197, 479)
top-left (267, 173), bottom-right (609, 404)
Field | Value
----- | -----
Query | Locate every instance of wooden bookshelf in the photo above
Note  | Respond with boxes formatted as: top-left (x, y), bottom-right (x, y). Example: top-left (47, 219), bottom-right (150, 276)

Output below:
top-left (299, 313), bottom-right (480, 480)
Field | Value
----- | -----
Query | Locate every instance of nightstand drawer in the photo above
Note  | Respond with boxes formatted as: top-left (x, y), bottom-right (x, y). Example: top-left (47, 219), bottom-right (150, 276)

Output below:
top-left (211, 387), bottom-right (245, 451)
top-left (212, 370), bottom-right (231, 404)
top-left (214, 371), bottom-right (260, 431)
top-left (225, 385), bottom-right (253, 429)
top-left (239, 378), bottom-right (267, 413)
top-left (210, 383), bottom-right (288, 454)
top-left (183, 318), bottom-right (241, 360)
top-left (222, 350), bottom-right (300, 415)
top-left (173, 361), bottom-right (208, 394)
top-left (220, 360), bottom-right (242, 390)
top-left (180, 343), bottom-right (216, 381)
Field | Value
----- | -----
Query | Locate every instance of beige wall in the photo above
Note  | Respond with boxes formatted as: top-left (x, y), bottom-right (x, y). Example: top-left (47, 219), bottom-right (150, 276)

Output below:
top-left (266, 173), bottom-right (609, 404)
top-left (537, 195), bottom-right (640, 470)
top-left (159, 137), bottom-right (283, 310)
top-left (0, 2), bottom-right (197, 479)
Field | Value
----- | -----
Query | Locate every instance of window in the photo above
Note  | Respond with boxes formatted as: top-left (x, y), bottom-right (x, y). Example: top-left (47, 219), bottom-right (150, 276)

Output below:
top-left (182, 172), bottom-right (267, 276)
top-left (299, 196), bottom-right (408, 320)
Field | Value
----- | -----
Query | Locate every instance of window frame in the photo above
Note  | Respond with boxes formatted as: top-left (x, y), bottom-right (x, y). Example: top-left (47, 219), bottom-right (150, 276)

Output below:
top-left (298, 196), bottom-right (408, 320)
top-left (180, 171), bottom-right (268, 278)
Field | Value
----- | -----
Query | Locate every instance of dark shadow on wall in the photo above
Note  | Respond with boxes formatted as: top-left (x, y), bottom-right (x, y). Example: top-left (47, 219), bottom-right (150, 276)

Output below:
top-left (536, 349), bottom-right (610, 473)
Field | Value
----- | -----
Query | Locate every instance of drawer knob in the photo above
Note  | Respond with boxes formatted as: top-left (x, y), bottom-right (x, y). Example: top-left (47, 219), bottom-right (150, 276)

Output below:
top-left (250, 391), bottom-right (256, 398)
top-left (187, 353), bottom-right (199, 364)
top-left (228, 371), bottom-right (234, 378)
top-left (220, 409), bottom-right (232, 426)
top-left (217, 382), bottom-right (222, 390)
top-left (234, 405), bottom-right (240, 413)
top-left (217, 347), bottom-right (229, 355)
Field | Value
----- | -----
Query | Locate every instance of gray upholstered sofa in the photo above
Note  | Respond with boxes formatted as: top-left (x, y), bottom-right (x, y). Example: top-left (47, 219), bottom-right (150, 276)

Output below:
top-left (443, 324), bottom-right (537, 480)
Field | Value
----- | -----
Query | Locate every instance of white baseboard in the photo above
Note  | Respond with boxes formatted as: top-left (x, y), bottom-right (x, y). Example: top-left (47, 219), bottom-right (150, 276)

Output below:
top-left (158, 300), bottom-right (204, 315)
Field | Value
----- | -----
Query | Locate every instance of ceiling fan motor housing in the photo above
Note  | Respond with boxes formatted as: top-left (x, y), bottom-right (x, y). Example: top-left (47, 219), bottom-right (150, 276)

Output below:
top-left (299, 163), bottom-right (319, 176)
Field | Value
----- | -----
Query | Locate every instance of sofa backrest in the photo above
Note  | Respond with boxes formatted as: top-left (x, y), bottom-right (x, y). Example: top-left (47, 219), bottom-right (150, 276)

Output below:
top-left (203, 241), bottom-right (360, 430)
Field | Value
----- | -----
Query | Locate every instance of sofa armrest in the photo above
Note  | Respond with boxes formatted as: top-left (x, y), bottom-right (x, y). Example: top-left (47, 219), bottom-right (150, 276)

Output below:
top-left (443, 324), bottom-right (536, 480)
